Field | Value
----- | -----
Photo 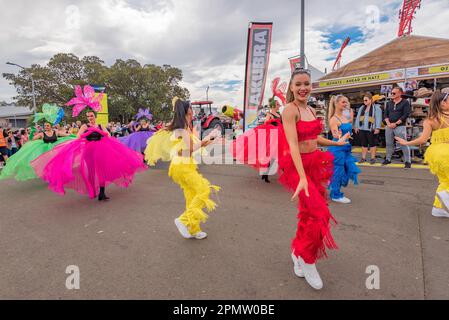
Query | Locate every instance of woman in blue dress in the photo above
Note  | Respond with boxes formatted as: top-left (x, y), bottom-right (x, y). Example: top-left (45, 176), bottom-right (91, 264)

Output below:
top-left (327, 95), bottom-right (360, 204)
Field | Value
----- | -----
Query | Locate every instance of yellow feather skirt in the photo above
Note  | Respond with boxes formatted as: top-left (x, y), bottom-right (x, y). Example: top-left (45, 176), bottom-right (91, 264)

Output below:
top-left (145, 130), bottom-right (220, 234)
top-left (425, 128), bottom-right (449, 209)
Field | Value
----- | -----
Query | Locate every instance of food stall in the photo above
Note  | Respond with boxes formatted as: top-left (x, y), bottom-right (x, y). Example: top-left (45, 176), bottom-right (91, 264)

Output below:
top-left (312, 35), bottom-right (449, 160)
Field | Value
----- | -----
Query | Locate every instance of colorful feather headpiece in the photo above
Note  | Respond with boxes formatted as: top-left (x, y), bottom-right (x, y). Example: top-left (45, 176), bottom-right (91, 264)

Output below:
top-left (66, 85), bottom-right (104, 117)
top-left (34, 104), bottom-right (65, 125)
top-left (135, 108), bottom-right (153, 121)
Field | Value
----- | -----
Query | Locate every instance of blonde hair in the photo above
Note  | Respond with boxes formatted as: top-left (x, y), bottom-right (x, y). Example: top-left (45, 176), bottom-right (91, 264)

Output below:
top-left (327, 95), bottom-right (346, 121)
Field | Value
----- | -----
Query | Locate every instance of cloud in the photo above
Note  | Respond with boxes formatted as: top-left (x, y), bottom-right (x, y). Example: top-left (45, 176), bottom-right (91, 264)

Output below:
top-left (1, 0), bottom-right (449, 110)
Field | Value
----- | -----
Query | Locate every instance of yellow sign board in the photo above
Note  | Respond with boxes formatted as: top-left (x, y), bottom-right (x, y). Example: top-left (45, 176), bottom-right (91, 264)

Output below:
top-left (429, 65), bottom-right (449, 74)
top-left (98, 94), bottom-right (108, 113)
top-left (96, 93), bottom-right (109, 126)
top-left (319, 73), bottom-right (391, 88)
top-left (96, 113), bottom-right (109, 126)
top-left (313, 62), bottom-right (449, 93)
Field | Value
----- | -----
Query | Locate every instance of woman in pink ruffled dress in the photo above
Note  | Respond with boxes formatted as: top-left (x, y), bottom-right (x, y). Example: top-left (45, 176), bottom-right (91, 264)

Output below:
top-left (31, 85), bottom-right (147, 201)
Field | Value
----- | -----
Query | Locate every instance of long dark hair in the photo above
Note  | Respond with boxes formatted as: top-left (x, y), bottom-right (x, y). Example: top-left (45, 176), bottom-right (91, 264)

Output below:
top-left (167, 99), bottom-right (192, 131)
top-left (286, 68), bottom-right (312, 103)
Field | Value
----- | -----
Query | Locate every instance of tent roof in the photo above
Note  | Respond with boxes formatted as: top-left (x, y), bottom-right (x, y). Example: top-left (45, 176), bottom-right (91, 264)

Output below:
top-left (320, 35), bottom-right (449, 81)
top-left (309, 64), bottom-right (325, 82)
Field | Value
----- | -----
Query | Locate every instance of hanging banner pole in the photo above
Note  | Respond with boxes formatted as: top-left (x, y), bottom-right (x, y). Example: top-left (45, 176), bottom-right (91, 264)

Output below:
top-left (243, 22), bottom-right (273, 132)
top-left (300, 0), bottom-right (306, 68)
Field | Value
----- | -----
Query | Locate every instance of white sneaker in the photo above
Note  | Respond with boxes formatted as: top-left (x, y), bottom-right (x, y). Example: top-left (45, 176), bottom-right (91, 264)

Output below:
top-left (437, 191), bottom-right (449, 213)
top-left (193, 231), bottom-right (208, 240)
top-left (431, 207), bottom-right (449, 218)
top-left (291, 253), bottom-right (304, 278)
top-left (297, 256), bottom-right (323, 290)
top-left (331, 197), bottom-right (352, 204)
top-left (174, 218), bottom-right (193, 239)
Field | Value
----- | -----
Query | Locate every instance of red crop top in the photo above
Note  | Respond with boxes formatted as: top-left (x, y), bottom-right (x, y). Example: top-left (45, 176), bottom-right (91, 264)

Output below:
top-left (294, 106), bottom-right (323, 142)
top-left (296, 119), bottom-right (323, 142)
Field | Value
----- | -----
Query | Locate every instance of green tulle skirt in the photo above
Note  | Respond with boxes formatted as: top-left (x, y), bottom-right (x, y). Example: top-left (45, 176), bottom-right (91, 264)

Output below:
top-left (0, 136), bottom-right (76, 181)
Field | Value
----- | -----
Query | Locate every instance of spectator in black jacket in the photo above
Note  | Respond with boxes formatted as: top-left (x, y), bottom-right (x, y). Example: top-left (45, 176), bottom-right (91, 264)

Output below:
top-left (383, 86), bottom-right (412, 169)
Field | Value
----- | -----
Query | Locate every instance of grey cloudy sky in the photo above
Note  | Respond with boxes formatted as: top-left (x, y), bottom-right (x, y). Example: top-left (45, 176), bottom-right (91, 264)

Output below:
top-left (1, 0), bottom-right (449, 108)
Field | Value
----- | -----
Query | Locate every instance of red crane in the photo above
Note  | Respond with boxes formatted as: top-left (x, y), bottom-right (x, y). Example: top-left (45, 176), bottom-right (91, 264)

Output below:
top-left (332, 37), bottom-right (351, 71)
top-left (398, 0), bottom-right (421, 37)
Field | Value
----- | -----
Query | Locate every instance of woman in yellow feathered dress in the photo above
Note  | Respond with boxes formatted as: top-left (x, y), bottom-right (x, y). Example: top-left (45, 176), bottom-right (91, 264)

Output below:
top-left (145, 98), bottom-right (222, 239)
top-left (396, 90), bottom-right (449, 218)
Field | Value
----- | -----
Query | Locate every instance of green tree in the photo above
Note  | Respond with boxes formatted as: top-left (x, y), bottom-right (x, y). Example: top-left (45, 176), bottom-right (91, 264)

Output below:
top-left (2, 53), bottom-right (189, 124)
top-left (104, 60), bottom-right (189, 123)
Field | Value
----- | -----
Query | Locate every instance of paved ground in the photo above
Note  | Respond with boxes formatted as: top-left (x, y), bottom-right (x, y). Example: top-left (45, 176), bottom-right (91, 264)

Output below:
top-left (0, 161), bottom-right (448, 300)
top-left (351, 146), bottom-right (429, 169)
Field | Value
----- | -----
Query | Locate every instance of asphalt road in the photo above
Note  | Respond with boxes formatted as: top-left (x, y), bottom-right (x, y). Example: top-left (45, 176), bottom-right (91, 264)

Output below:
top-left (0, 162), bottom-right (448, 300)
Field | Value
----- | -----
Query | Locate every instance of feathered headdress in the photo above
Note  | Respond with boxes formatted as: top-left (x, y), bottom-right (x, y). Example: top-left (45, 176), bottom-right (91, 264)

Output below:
top-left (135, 108), bottom-right (153, 121)
top-left (66, 85), bottom-right (104, 117)
top-left (269, 77), bottom-right (287, 107)
top-left (34, 104), bottom-right (65, 125)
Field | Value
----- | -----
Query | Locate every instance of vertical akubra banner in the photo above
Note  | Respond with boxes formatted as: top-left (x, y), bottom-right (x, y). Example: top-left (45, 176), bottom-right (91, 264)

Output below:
top-left (243, 22), bottom-right (273, 132)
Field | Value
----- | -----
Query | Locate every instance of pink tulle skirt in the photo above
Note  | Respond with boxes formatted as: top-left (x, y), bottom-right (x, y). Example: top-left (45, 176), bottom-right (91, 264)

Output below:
top-left (31, 130), bottom-right (147, 198)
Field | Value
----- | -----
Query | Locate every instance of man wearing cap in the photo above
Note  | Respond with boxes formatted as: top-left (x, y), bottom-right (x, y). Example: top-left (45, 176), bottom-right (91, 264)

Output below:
top-left (383, 86), bottom-right (412, 169)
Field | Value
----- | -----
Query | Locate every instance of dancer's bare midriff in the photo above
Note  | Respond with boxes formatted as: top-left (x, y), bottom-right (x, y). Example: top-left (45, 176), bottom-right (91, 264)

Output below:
top-left (299, 139), bottom-right (318, 154)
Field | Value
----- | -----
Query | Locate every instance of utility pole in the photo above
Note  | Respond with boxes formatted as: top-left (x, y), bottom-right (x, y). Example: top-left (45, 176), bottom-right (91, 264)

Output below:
top-left (300, 0), bottom-right (306, 68)
top-left (6, 62), bottom-right (37, 114)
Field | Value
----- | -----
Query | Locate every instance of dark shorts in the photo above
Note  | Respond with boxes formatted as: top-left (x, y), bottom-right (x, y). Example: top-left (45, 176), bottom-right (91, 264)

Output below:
top-left (0, 146), bottom-right (9, 156)
top-left (359, 130), bottom-right (379, 148)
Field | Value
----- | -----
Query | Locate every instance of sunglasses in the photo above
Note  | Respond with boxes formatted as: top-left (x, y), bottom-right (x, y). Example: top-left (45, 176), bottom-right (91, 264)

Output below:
top-left (443, 93), bottom-right (449, 102)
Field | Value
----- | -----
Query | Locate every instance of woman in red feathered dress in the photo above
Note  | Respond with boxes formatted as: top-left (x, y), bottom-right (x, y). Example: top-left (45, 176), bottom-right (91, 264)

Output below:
top-left (233, 69), bottom-right (350, 290)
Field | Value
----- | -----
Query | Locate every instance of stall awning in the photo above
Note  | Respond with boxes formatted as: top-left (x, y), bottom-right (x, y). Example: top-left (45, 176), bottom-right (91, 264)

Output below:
top-left (313, 35), bottom-right (449, 93)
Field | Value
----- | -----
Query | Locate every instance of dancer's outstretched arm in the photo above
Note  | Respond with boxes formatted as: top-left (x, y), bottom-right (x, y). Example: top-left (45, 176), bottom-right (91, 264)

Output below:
top-left (328, 116), bottom-right (342, 140)
top-left (396, 119), bottom-right (432, 146)
top-left (57, 129), bottom-right (70, 137)
top-left (32, 132), bottom-right (43, 141)
top-left (100, 125), bottom-right (111, 136)
top-left (77, 124), bottom-right (88, 138)
top-left (177, 128), bottom-right (221, 157)
top-left (265, 112), bottom-right (273, 123)
top-left (317, 134), bottom-right (351, 147)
